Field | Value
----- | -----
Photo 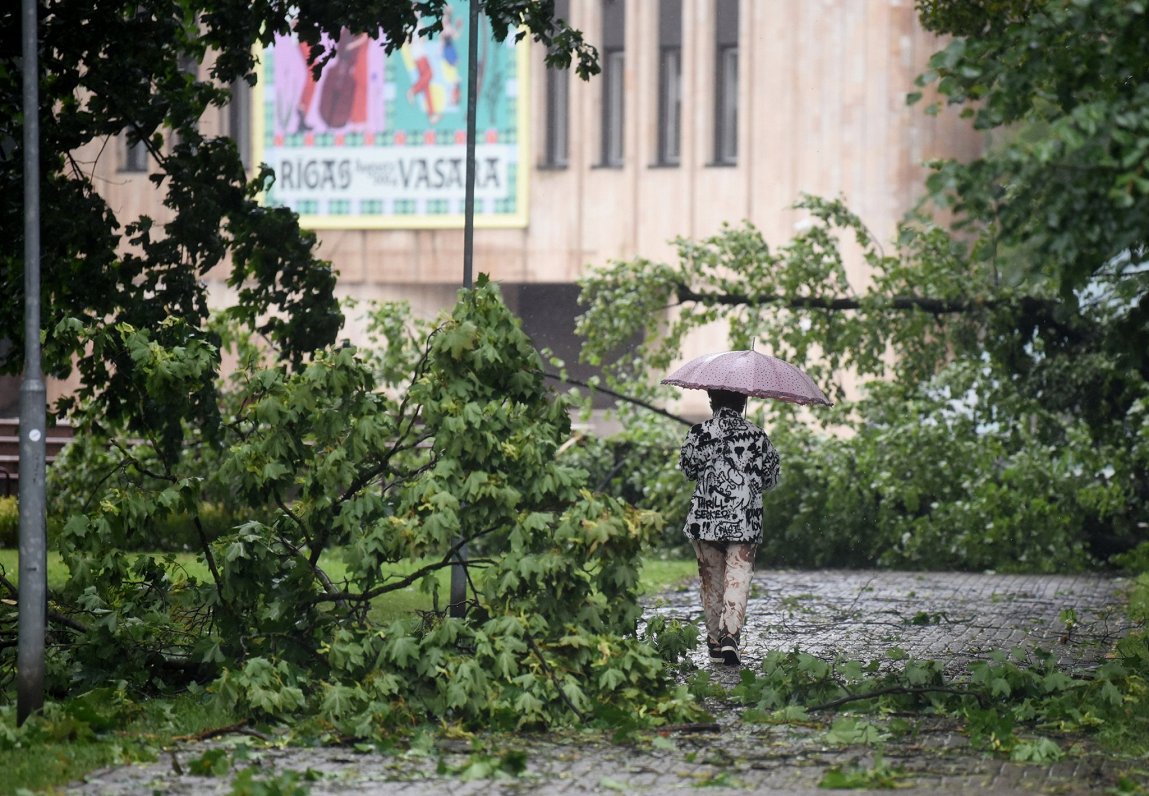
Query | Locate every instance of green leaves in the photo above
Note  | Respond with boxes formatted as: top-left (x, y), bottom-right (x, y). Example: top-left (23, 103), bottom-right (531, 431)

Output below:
top-left (441, 321), bottom-right (480, 360)
top-left (708, 637), bottom-right (1149, 767)
top-left (917, 0), bottom-right (1149, 324)
top-left (38, 281), bottom-right (703, 735)
top-left (0, 0), bottom-right (602, 436)
top-left (214, 658), bottom-right (306, 717)
top-left (1010, 737), bottom-right (1063, 763)
top-left (384, 634), bottom-right (420, 669)
top-left (818, 754), bottom-right (906, 789)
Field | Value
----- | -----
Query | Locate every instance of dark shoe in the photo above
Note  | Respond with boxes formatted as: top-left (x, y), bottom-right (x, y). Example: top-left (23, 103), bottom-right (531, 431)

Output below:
top-left (718, 634), bottom-right (740, 666)
top-left (706, 637), bottom-right (724, 661)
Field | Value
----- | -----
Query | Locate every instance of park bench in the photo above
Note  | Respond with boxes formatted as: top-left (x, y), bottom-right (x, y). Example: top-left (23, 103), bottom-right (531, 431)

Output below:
top-left (0, 416), bottom-right (74, 499)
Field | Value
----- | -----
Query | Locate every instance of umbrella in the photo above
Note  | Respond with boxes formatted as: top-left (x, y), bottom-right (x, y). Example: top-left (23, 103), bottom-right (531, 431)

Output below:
top-left (661, 350), bottom-right (833, 407)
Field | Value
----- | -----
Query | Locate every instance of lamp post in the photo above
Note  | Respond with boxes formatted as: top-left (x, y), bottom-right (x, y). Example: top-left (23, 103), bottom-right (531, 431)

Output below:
top-left (449, 0), bottom-right (482, 618)
top-left (17, 0), bottom-right (47, 725)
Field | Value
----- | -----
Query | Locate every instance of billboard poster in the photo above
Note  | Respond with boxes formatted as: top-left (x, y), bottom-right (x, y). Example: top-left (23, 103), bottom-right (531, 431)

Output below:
top-left (252, 3), bottom-right (528, 229)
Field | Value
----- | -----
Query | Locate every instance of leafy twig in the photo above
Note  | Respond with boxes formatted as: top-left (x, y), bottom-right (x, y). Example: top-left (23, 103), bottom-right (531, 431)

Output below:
top-left (522, 630), bottom-right (588, 722)
top-left (807, 685), bottom-right (987, 712)
top-left (309, 529), bottom-right (499, 604)
top-left (1, 571), bottom-right (89, 633)
top-left (542, 372), bottom-right (693, 426)
top-left (171, 721), bottom-right (272, 743)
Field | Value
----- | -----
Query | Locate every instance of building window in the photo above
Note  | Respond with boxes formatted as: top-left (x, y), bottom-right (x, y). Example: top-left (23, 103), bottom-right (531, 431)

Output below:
top-left (714, 0), bottom-right (739, 165)
top-left (121, 133), bottom-right (149, 173)
top-left (544, 0), bottom-right (571, 167)
top-left (169, 55), bottom-right (202, 153)
top-left (228, 79), bottom-right (252, 170)
top-left (600, 0), bottom-right (625, 167)
top-left (657, 0), bottom-right (683, 165)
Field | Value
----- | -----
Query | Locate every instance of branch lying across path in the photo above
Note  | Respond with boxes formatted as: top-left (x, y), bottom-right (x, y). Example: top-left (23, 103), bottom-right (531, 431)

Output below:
top-left (171, 722), bottom-right (272, 743)
top-left (807, 685), bottom-right (987, 712)
top-left (660, 722), bottom-right (723, 734)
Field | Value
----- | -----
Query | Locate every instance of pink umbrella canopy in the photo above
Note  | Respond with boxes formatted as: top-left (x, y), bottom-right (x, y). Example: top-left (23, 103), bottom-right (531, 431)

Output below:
top-left (661, 350), bottom-right (833, 407)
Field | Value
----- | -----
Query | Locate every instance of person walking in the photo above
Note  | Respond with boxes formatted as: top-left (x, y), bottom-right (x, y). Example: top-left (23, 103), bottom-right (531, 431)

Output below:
top-left (679, 388), bottom-right (780, 665)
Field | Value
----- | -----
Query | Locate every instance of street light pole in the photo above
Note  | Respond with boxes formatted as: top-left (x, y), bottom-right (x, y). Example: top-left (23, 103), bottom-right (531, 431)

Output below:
top-left (462, 0), bottom-right (479, 293)
top-left (17, 0), bottom-right (47, 725)
top-left (449, 0), bottom-right (482, 618)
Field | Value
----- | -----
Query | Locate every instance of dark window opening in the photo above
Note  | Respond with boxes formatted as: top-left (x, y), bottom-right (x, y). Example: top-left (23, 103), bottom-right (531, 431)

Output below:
top-left (657, 0), bottom-right (683, 166)
top-left (228, 78), bottom-right (252, 170)
top-left (600, 0), bottom-right (626, 167)
top-left (544, 0), bottom-right (571, 167)
top-left (714, 0), bottom-right (739, 165)
top-left (121, 133), bottom-right (149, 172)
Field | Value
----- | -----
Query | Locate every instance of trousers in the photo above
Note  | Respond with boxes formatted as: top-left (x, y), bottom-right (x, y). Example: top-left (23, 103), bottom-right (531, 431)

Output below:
top-left (690, 539), bottom-right (758, 641)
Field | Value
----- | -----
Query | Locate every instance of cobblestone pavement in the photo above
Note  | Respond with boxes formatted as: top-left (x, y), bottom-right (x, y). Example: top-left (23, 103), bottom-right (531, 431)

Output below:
top-left (71, 570), bottom-right (1146, 796)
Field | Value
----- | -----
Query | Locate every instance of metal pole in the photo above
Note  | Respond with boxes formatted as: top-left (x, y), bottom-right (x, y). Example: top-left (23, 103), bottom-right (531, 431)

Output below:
top-left (450, 0), bottom-right (481, 618)
top-left (17, 0), bottom-right (47, 725)
top-left (461, 0), bottom-right (479, 291)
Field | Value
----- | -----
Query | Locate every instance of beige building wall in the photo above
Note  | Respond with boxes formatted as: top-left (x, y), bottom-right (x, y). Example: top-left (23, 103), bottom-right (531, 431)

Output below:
top-left (57, 0), bottom-right (984, 416)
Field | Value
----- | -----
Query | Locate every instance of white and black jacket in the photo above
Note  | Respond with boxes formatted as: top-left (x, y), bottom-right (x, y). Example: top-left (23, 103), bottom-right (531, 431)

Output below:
top-left (679, 407), bottom-right (781, 544)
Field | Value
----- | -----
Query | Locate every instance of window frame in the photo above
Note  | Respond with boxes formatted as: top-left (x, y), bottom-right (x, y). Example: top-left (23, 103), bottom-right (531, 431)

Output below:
top-left (543, 0), bottom-right (571, 167)
top-left (228, 79), bottom-right (252, 170)
top-left (599, 0), bottom-right (626, 167)
top-left (656, 0), bottom-right (683, 166)
top-left (120, 131), bottom-right (149, 173)
top-left (713, 0), bottom-right (739, 166)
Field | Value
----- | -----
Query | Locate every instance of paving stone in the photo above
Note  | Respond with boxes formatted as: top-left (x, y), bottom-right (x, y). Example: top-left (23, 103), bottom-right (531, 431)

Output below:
top-left (68, 570), bottom-right (1145, 795)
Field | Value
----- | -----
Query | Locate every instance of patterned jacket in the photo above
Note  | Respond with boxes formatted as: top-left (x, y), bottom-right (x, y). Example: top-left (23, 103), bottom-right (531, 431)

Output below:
top-left (679, 407), bottom-right (781, 544)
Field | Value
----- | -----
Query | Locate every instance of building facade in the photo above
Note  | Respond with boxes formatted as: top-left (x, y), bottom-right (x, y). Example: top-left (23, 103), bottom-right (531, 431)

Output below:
top-left (27, 0), bottom-right (984, 417)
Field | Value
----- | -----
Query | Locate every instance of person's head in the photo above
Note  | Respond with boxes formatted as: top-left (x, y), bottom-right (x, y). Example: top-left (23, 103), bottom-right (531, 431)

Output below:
top-left (708, 389), bottom-right (746, 414)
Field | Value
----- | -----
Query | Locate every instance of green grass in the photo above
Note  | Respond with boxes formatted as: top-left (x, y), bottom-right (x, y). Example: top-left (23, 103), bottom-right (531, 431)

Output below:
top-left (0, 548), bottom-right (448, 620)
top-left (0, 548), bottom-right (696, 621)
top-left (637, 556), bottom-right (695, 594)
top-left (0, 690), bottom-right (241, 794)
top-left (0, 550), bottom-right (69, 590)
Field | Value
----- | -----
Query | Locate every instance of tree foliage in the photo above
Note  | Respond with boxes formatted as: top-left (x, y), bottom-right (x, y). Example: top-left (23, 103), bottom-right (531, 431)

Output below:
top-left (576, 197), bottom-right (1147, 569)
top-left (0, 0), bottom-right (720, 737)
top-left (7, 280), bottom-right (699, 732)
top-left (0, 0), bottom-right (598, 447)
top-left (914, 0), bottom-right (1149, 362)
top-left (574, 0), bottom-right (1149, 569)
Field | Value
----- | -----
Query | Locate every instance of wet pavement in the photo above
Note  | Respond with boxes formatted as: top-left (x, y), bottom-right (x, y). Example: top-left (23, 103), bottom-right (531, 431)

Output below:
top-left (70, 570), bottom-right (1146, 795)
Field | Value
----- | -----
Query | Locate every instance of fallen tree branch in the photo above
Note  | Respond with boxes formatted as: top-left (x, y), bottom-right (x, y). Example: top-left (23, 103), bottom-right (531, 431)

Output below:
top-left (1, 572), bottom-right (89, 633)
top-left (659, 722), bottom-right (722, 734)
top-left (48, 609), bottom-right (89, 634)
top-left (171, 721), bottom-right (272, 743)
top-left (309, 528), bottom-right (499, 604)
top-left (807, 685), bottom-right (987, 712)
top-left (523, 630), bottom-right (588, 722)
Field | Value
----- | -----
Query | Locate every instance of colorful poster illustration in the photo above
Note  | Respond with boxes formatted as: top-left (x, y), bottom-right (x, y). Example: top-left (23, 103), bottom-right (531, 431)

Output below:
top-left (253, 4), bottom-right (528, 229)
